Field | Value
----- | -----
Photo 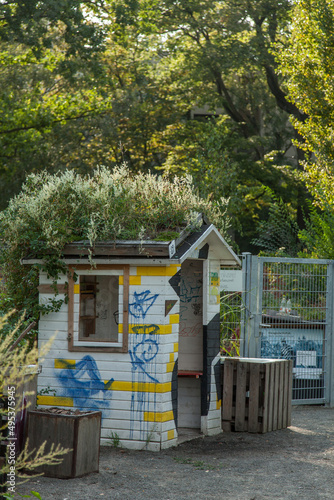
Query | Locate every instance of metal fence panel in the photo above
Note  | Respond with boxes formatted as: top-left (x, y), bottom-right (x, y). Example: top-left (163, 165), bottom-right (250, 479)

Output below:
top-left (240, 255), bottom-right (333, 405)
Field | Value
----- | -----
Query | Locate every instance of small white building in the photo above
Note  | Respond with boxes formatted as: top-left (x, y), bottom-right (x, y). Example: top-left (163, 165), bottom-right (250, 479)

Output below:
top-left (28, 220), bottom-right (240, 450)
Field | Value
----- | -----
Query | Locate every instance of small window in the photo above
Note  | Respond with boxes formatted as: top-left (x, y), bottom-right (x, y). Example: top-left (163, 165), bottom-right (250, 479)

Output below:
top-left (68, 265), bottom-right (129, 352)
top-left (79, 275), bottom-right (119, 342)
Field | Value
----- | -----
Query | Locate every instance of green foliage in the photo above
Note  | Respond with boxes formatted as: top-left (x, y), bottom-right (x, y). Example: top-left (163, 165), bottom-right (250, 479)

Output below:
top-left (0, 1), bottom-right (104, 57)
top-left (280, 0), bottom-right (334, 170)
top-left (161, 116), bottom-right (301, 249)
top-left (0, 0), bottom-right (311, 253)
top-left (299, 204), bottom-right (334, 259)
top-left (0, 313), bottom-right (69, 487)
top-left (279, 0), bottom-right (334, 258)
top-left (252, 188), bottom-right (303, 257)
top-left (108, 431), bottom-right (121, 449)
top-left (0, 0), bottom-right (108, 209)
top-left (0, 166), bottom-right (228, 325)
top-left (220, 291), bottom-right (243, 357)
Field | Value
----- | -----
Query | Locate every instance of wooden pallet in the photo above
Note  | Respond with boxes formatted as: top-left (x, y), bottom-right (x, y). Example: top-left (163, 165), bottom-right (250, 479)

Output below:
top-left (221, 358), bottom-right (293, 433)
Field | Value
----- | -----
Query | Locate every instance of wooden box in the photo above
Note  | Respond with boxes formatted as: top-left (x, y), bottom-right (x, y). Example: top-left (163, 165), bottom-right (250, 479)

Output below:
top-left (221, 358), bottom-right (292, 433)
top-left (27, 409), bottom-right (101, 478)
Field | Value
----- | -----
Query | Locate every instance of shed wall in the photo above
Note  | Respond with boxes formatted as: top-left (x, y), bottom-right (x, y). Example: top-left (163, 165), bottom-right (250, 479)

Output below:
top-left (37, 264), bottom-right (180, 451)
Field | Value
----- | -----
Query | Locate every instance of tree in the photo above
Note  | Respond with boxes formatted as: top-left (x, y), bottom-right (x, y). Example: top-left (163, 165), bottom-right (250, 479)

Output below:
top-left (0, 0), bottom-right (104, 56)
top-left (117, 0), bottom-right (309, 249)
top-left (0, 1), bottom-right (108, 207)
top-left (279, 0), bottom-right (334, 257)
top-left (0, 1), bottom-right (311, 250)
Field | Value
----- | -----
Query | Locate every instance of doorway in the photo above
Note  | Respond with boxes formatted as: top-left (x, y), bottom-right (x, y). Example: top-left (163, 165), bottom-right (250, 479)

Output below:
top-left (177, 260), bottom-right (203, 435)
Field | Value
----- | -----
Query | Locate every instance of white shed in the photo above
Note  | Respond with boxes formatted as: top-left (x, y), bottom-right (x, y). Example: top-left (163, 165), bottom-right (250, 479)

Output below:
top-left (28, 220), bottom-right (240, 450)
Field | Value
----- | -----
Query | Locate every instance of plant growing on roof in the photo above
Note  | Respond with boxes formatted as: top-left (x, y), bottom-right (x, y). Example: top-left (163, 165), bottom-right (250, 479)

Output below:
top-left (0, 165), bottom-right (230, 338)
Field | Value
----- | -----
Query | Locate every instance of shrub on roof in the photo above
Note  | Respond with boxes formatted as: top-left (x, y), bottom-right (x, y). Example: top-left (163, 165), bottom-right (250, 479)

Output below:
top-left (0, 165), bottom-right (229, 334)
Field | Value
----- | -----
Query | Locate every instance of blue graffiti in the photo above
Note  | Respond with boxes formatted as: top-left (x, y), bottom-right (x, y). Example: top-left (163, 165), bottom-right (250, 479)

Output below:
top-left (129, 337), bottom-right (159, 383)
top-left (129, 324), bottom-right (160, 439)
top-left (56, 355), bottom-right (113, 416)
top-left (129, 290), bottom-right (159, 319)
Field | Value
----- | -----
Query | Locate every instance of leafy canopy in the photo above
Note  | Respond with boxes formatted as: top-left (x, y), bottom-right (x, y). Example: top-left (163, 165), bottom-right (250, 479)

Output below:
top-left (279, 0), bottom-right (334, 258)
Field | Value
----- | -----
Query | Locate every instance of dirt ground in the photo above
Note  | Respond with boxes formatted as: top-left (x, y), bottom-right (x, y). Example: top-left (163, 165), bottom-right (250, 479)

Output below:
top-left (16, 406), bottom-right (334, 500)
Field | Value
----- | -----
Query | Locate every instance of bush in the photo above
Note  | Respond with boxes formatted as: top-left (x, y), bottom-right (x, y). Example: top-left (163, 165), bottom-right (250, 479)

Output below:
top-left (0, 165), bottom-right (229, 333)
top-left (0, 313), bottom-right (69, 494)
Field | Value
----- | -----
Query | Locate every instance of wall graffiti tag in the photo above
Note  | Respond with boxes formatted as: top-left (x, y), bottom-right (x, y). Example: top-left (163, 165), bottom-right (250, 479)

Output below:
top-left (129, 325), bottom-right (159, 383)
top-left (129, 290), bottom-right (158, 319)
top-left (56, 355), bottom-right (113, 418)
top-left (129, 290), bottom-right (160, 439)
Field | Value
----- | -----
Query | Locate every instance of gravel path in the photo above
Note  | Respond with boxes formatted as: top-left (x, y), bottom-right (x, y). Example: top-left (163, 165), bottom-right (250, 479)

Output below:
top-left (17, 406), bottom-right (334, 500)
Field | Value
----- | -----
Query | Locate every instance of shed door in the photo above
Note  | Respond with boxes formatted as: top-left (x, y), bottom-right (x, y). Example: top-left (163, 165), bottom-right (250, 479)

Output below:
top-left (178, 260), bottom-right (203, 371)
top-left (178, 259), bottom-right (203, 429)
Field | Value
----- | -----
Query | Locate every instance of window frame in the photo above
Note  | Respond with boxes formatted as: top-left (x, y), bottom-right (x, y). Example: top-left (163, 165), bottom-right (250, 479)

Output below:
top-left (68, 264), bottom-right (129, 353)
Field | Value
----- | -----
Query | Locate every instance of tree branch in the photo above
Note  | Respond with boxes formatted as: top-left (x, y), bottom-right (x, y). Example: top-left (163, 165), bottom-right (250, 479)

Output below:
top-left (0, 109), bottom-right (109, 136)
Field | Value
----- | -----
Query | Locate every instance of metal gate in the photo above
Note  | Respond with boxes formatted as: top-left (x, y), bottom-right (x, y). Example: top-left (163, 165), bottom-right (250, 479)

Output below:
top-left (240, 254), bottom-right (334, 405)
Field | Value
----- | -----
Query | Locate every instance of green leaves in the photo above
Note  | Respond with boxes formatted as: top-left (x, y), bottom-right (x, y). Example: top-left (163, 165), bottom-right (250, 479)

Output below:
top-left (0, 166), bottom-right (227, 323)
top-left (278, 1), bottom-right (334, 258)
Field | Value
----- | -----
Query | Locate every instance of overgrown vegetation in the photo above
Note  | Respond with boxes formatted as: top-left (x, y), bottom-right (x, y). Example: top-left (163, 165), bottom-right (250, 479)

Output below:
top-left (0, 313), bottom-right (69, 493)
top-left (220, 291), bottom-right (242, 357)
top-left (0, 165), bottom-right (229, 332)
top-left (252, 188), bottom-right (303, 257)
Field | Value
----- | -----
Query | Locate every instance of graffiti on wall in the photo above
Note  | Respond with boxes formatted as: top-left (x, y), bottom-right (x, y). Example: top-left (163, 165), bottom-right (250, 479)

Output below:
top-left (129, 290), bottom-right (160, 439)
top-left (129, 325), bottom-right (159, 383)
top-left (56, 355), bottom-right (113, 418)
top-left (129, 290), bottom-right (158, 319)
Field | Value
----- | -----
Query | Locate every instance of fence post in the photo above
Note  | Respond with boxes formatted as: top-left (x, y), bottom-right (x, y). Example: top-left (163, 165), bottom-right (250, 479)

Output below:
top-left (327, 261), bottom-right (334, 406)
top-left (241, 253), bottom-right (258, 357)
top-left (241, 253), bottom-right (251, 357)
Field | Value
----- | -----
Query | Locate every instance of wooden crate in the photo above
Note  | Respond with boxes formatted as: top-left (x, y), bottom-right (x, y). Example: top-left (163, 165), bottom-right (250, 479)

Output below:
top-left (221, 358), bottom-right (292, 433)
top-left (27, 409), bottom-right (101, 478)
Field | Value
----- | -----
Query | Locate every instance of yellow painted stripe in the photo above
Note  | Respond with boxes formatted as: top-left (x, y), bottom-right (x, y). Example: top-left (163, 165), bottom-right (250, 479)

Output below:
top-left (135, 266), bottom-right (179, 277)
top-left (167, 265), bottom-right (180, 276)
top-left (54, 359), bottom-right (76, 369)
top-left (169, 353), bottom-right (174, 363)
top-left (216, 398), bottom-right (222, 410)
top-left (129, 324), bottom-right (172, 335)
top-left (169, 314), bottom-right (179, 324)
top-left (174, 343), bottom-right (178, 353)
top-left (119, 275), bottom-right (141, 286)
top-left (166, 362), bottom-right (174, 373)
top-left (106, 381), bottom-right (171, 393)
top-left (37, 396), bottom-right (74, 407)
top-left (168, 430), bottom-right (175, 440)
top-left (118, 323), bottom-right (123, 334)
top-left (136, 266), bottom-right (167, 276)
top-left (144, 410), bottom-right (174, 423)
top-left (73, 284), bottom-right (80, 294)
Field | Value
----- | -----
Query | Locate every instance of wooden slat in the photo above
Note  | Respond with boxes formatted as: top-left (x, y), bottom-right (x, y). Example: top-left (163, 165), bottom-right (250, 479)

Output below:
top-left (222, 359), bottom-right (234, 432)
top-left (282, 361), bottom-right (288, 429)
top-left (235, 361), bottom-right (247, 431)
top-left (277, 361), bottom-right (284, 430)
top-left (287, 360), bottom-right (293, 427)
top-left (262, 362), bottom-right (270, 433)
top-left (62, 243), bottom-right (170, 257)
top-left (248, 363), bottom-right (260, 432)
top-left (267, 363), bottom-right (274, 432)
top-left (272, 363), bottom-right (279, 431)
